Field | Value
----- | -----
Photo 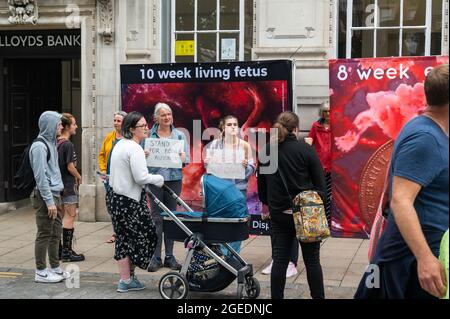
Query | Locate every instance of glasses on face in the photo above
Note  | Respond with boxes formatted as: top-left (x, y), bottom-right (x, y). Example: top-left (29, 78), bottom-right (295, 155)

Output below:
top-left (135, 123), bottom-right (148, 129)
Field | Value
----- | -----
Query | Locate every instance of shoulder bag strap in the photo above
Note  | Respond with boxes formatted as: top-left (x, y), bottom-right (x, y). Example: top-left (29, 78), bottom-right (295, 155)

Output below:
top-left (34, 137), bottom-right (51, 162)
top-left (277, 165), bottom-right (295, 210)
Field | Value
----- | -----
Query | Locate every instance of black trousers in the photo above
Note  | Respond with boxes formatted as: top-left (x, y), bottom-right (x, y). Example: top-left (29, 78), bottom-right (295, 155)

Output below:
top-left (270, 212), bottom-right (325, 299)
top-left (148, 180), bottom-right (182, 259)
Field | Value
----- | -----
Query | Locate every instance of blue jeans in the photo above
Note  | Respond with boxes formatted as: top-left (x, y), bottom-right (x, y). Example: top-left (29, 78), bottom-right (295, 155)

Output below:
top-left (221, 241), bottom-right (242, 256)
top-left (221, 189), bottom-right (246, 256)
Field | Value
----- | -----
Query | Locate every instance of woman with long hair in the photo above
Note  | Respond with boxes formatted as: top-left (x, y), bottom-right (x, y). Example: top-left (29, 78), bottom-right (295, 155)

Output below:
top-left (205, 115), bottom-right (255, 254)
top-left (57, 113), bottom-right (84, 262)
top-left (257, 111), bottom-right (327, 299)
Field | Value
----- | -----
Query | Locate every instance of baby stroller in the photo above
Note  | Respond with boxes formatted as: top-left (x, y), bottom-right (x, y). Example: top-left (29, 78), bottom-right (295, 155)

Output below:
top-left (145, 174), bottom-right (260, 300)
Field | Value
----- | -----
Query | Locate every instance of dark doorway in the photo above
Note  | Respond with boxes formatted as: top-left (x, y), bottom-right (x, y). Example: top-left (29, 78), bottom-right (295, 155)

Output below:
top-left (1, 59), bottom-right (61, 201)
top-left (0, 29), bottom-right (82, 203)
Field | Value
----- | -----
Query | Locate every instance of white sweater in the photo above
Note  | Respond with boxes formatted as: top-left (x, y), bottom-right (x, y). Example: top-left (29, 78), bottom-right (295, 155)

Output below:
top-left (109, 139), bottom-right (164, 202)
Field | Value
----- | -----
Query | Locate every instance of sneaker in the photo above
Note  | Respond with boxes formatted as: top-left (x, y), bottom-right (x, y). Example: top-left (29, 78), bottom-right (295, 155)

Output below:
top-left (147, 257), bottom-right (163, 272)
top-left (164, 255), bottom-right (182, 270)
top-left (286, 262), bottom-right (298, 278)
top-left (117, 277), bottom-right (146, 293)
top-left (49, 267), bottom-right (71, 279)
top-left (261, 261), bottom-right (273, 275)
top-left (34, 269), bottom-right (64, 283)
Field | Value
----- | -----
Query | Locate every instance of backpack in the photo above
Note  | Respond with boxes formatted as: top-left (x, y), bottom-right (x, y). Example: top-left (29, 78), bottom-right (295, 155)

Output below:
top-left (14, 137), bottom-right (51, 196)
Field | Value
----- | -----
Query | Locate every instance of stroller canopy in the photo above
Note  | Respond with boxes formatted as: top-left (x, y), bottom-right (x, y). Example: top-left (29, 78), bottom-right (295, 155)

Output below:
top-left (202, 174), bottom-right (248, 218)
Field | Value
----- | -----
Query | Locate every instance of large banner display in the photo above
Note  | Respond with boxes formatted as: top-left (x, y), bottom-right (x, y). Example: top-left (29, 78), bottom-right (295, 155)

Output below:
top-left (120, 60), bottom-right (294, 235)
top-left (330, 55), bottom-right (448, 238)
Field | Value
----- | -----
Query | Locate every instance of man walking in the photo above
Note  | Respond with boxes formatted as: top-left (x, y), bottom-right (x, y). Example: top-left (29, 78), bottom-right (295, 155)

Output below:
top-left (355, 63), bottom-right (449, 299)
top-left (30, 111), bottom-right (70, 283)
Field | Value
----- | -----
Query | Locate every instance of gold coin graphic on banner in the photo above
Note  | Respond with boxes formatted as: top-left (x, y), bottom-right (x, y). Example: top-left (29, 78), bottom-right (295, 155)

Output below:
top-left (359, 139), bottom-right (394, 229)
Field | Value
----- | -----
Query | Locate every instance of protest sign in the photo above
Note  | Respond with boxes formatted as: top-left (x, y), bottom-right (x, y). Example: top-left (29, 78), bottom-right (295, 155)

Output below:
top-left (206, 149), bottom-right (245, 179)
top-left (145, 138), bottom-right (184, 169)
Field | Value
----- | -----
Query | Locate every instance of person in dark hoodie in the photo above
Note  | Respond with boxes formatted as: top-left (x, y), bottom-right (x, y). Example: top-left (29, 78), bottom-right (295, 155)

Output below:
top-left (30, 111), bottom-right (70, 283)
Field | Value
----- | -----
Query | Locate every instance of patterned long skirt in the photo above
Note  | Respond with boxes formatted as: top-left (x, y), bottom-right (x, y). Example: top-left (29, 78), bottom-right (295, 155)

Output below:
top-left (107, 187), bottom-right (158, 270)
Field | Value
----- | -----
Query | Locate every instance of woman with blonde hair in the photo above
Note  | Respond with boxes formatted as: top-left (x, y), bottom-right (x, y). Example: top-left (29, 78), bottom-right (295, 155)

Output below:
top-left (146, 103), bottom-right (190, 272)
top-left (257, 111), bottom-right (326, 299)
top-left (99, 110), bottom-right (127, 244)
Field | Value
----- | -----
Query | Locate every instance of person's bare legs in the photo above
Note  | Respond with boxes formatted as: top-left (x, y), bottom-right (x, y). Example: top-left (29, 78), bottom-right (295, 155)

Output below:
top-left (62, 204), bottom-right (76, 229)
top-left (61, 204), bottom-right (85, 261)
top-left (118, 257), bottom-right (131, 280)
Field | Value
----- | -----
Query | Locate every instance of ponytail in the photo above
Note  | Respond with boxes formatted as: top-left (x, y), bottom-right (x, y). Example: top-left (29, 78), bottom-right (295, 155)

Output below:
top-left (272, 111), bottom-right (299, 144)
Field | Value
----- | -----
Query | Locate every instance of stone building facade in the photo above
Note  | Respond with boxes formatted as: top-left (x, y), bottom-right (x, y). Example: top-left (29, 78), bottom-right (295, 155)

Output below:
top-left (0, 0), bottom-right (448, 219)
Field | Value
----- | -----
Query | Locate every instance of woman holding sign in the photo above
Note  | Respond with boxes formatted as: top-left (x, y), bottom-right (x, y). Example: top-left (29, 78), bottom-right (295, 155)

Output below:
top-left (108, 111), bottom-right (164, 293)
top-left (146, 103), bottom-right (190, 272)
top-left (205, 115), bottom-right (255, 255)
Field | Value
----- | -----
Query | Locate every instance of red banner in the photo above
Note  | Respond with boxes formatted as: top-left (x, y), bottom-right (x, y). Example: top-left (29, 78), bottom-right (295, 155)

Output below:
top-left (120, 61), bottom-right (294, 235)
top-left (329, 56), bottom-right (449, 238)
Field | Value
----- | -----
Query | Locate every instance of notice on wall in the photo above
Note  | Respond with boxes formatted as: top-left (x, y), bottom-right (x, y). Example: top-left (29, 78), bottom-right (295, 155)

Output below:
top-left (145, 138), bottom-right (184, 168)
top-left (175, 40), bottom-right (195, 56)
top-left (206, 149), bottom-right (245, 179)
top-left (221, 38), bottom-right (236, 60)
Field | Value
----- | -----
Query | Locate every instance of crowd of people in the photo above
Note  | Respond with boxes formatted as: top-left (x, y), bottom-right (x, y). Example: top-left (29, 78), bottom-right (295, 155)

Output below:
top-left (28, 64), bottom-right (448, 299)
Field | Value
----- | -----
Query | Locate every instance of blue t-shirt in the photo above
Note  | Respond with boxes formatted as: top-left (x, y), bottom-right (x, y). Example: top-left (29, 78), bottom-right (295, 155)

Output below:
top-left (389, 115), bottom-right (449, 233)
top-left (376, 115), bottom-right (449, 262)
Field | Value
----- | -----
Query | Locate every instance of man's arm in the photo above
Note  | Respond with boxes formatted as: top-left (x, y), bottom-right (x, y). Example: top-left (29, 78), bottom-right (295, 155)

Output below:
top-left (391, 176), bottom-right (447, 298)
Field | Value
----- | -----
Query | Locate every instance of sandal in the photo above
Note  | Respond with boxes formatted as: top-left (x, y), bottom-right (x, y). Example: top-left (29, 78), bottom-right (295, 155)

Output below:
top-left (106, 234), bottom-right (116, 243)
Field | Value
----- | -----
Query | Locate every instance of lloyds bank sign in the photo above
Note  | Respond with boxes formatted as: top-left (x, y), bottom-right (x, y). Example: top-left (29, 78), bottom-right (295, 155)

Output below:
top-left (0, 29), bottom-right (81, 56)
top-left (0, 33), bottom-right (81, 47)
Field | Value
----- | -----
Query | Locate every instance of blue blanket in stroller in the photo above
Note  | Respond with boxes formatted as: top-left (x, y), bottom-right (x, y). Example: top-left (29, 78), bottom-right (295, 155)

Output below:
top-left (162, 174), bottom-right (248, 219)
top-left (202, 174), bottom-right (248, 218)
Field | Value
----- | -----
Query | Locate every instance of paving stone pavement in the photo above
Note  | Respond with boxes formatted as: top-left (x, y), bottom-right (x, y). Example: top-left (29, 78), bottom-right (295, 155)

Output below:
top-left (0, 206), bottom-right (368, 299)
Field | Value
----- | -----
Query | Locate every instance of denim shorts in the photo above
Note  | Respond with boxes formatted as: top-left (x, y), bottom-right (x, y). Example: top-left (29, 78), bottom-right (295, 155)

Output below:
top-left (62, 195), bottom-right (78, 205)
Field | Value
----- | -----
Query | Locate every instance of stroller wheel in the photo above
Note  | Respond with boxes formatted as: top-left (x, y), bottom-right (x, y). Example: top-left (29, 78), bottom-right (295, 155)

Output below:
top-left (245, 277), bottom-right (260, 299)
top-left (159, 272), bottom-right (189, 299)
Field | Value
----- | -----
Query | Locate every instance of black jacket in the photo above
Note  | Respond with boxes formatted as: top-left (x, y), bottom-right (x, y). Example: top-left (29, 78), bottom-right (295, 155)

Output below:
top-left (257, 133), bottom-right (327, 213)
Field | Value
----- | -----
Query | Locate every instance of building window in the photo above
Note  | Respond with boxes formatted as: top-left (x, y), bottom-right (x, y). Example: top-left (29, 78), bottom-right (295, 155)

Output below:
top-left (338, 0), bottom-right (446, 58)
top-left (171, 0), bottom-right (253, 62)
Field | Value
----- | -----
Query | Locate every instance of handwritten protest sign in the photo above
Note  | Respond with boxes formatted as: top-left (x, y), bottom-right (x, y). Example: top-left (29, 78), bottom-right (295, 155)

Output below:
top-left (145, 138), bottom-right (184, 168)
top-left (206, 148), bottom-right (245, 179)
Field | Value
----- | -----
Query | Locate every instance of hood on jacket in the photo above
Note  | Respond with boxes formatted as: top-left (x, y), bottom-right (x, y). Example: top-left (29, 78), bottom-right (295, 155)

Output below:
top-left (38, 111), bottom-right (62, 143)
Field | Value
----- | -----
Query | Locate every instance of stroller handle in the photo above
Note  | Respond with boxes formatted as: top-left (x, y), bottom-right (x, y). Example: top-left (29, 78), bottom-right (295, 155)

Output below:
top-left (145, 184), bottom-right (194, 237)
top-left (161, 184), bottom-right (194, 213)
